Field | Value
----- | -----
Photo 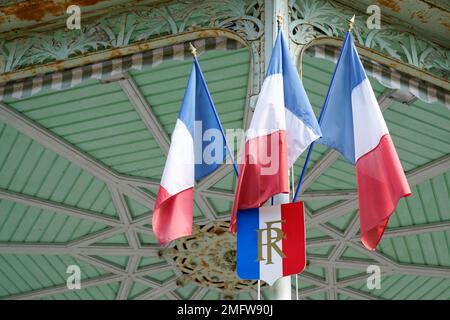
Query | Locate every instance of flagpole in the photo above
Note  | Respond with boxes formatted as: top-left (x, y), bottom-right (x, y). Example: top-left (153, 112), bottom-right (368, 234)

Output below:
top-left (265, 10), bottom-right (292, 301)
top-left (189, 43), bottom-right (240, 178)
top-left (292, 15), bottom-right (355, 202)
top-left (257, 280), bottom-right (261, 300)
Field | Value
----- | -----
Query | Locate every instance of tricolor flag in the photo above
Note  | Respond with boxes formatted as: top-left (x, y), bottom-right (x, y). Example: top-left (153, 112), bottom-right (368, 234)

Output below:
top-left (318, 32), bottom-right (411, 251)
top-left (229, 29), bottom-right (321, 233)
top-left (152, 58), bottom-right (228, 244)
top-left (236, 202), bottom-right (306, 285)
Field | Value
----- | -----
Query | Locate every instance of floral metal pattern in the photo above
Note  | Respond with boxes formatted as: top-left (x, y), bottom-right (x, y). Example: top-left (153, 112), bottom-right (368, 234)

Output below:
top-left (289, 0), bottom-right (449, 78)
top-left (0, 0), bottom-right (264, 74)
top-left (162, 221), bottom-right (263, 299)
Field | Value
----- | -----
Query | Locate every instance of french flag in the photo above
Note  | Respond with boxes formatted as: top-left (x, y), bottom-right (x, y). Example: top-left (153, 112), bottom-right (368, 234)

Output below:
top-left (236, 202), bottom-right (306, 285)
top-left (229, 29), bottom-right (321, 233)
top-left (152, 58), bottom-right (227, 244)
top-left (318, 32), bottom-right (411, 251)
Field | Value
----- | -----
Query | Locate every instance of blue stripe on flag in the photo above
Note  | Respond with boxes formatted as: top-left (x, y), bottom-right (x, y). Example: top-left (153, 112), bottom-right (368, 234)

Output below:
top-left (265, 30), bottom-right (283, 76)
top-left (317, 33), bottom-right (367, 164)
top-left (265, 29), bottom-right (321, 136)
top-left (178, 62), bottom-right (227, 181)
top-left (236, 208), bottom-right (260, 280)
top-left (279, 29), bottom-right (321, 136)
top-left (178, 64), bottom-right (196, 137)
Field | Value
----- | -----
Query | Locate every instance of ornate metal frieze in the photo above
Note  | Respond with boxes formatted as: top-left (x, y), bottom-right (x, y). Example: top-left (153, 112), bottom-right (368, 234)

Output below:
top-left (162, 221), bottom-right (263, 299)
top-left (289, 0), bottom-right (449, 79)
top-left (0, 0), bottom-right (264, 74)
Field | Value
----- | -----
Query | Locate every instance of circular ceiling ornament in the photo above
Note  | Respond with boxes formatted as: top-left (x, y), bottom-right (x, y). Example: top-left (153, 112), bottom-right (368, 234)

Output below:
top-left (161, 221), bottom-right (265, 298)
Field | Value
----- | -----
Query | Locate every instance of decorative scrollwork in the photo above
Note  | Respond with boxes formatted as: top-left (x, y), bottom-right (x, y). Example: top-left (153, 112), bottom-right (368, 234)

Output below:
top-left (0, 0), bottom-right (264, 74)
top-left (162, 221), bottom-right (264, 298)
top-left (289, 0), bottom-right (449, 78)
top-left (22, 27), bottom-right (109, 67)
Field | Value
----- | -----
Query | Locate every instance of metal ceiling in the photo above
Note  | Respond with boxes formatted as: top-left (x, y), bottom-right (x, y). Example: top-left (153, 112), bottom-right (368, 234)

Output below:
top-left (0, 45), bottom-right (448, 299)
top-left (0, 0), bottom-right (449, 300)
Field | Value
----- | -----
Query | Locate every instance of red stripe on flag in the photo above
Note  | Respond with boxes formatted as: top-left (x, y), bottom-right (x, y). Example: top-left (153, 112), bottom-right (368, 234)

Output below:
top-left (356, 134), bottom-right (411, 251)
top-left (281, 202), bottom-right (306, 276)
top-left (230, 130), bottom-right (289, 233)
top-left (152, 186), bottom-right (194, 245)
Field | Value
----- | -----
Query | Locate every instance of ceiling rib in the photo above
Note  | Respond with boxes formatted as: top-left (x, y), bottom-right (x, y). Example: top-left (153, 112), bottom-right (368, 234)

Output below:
top-left (67, 228), bottom-right (126, 248)
top-left (335, 270), bottom-right (395, 288)
top-left (108, 185), bottom-right (140, 248)
top-left (116, 255), bottom-right (140, 300)
top-left (337, 287), bottom-right (381, 300)
top-left (310, 256), bottom-right (450, 279)
top-left (74, 254), bottom-right (128, 276)
top-left (301, 190), bottom-right (357, 201)
top-left (0, 102), bottom-right (155, 208)
top-left (295, 286), bottom-right (328, 299)
top-left (309, 154), bottom-right (450, 227)
top-left (134, 264), bottom-right (174, 276)
top-left (190, 287), bottom-right (209, 300)
top-left (8, 274), bottom-right (125, 300)
top-left (0, 188), bottom-right (122, 227)
top-left (326, 266), bottom-right (337, 299)
top-left (378, 221), bottom-right (450, 238)
top-left (0, 244), bottom-right (158, 256)
top-left (135, 279), bottom-right (178, 300)
top-left (119, 74), bottom-right (170, 155)
top-left (194, 193), bottom-right (217, 221)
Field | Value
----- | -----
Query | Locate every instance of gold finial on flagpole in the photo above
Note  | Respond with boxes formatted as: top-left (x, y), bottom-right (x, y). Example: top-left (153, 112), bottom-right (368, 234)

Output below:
top-left (348, 14), bottom-right (355, 31)
top-left (189, 42), bottom-right (197, 57)
top-left (277, 15), bottom-right (283, 27)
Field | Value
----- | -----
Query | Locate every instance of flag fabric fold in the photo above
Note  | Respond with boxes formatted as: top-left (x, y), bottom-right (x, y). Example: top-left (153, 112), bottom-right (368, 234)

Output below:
top-left (230, 29), bottom-right (321, 233)
top-left (318, 32), bottom-right (411, 250)
top-left (152, 59), bottom-right (227, 244)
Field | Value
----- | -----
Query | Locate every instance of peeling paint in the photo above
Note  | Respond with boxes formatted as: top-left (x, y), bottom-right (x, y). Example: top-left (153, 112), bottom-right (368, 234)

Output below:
top-left (410, 10), bottom-right (431, 24)
top-left (376, 0), bottom-right (401, 13)
top-left (0, 0), bottom-right (103, 23)
top-left (441, 19), bottom-right (450, 32)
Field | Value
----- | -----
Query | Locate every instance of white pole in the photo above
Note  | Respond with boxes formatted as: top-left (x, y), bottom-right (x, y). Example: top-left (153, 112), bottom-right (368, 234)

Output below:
top-left (257, 280), bottom-right (261, 300)
top-left (264, 0), bottom-right (291, 301)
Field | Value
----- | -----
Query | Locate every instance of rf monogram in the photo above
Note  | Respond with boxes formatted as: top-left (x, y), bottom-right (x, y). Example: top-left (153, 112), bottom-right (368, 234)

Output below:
top-left (257, 220), bottom-right (286, 264)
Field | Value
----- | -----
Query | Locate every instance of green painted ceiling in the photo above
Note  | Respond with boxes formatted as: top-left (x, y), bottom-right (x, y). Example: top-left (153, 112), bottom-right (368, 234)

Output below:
top-left (0, 42), bottom-right (449, 300)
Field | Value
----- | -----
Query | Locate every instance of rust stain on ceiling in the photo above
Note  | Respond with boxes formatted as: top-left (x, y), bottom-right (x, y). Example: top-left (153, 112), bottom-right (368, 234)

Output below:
top-left (376, 0), bottom-right (402, 13)
top-left (0, 0), bottom-right (104, 22)
top-left (441, 19), bottom-right (450, 32)
top-left (410, 10), bottom-right (432, 23)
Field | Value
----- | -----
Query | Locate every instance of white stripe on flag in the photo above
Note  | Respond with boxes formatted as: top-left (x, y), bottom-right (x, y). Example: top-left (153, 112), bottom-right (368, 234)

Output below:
top-left (246, 73), bottom-right (286, 141)
top-left (352, 78), bottom-right (389, 161)
top-left (259, 206), bottom-right (283, 286)
top-left (160, 119), bottom-right (195, 196)
top-left (285, 107), bottom-right (321, 167)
